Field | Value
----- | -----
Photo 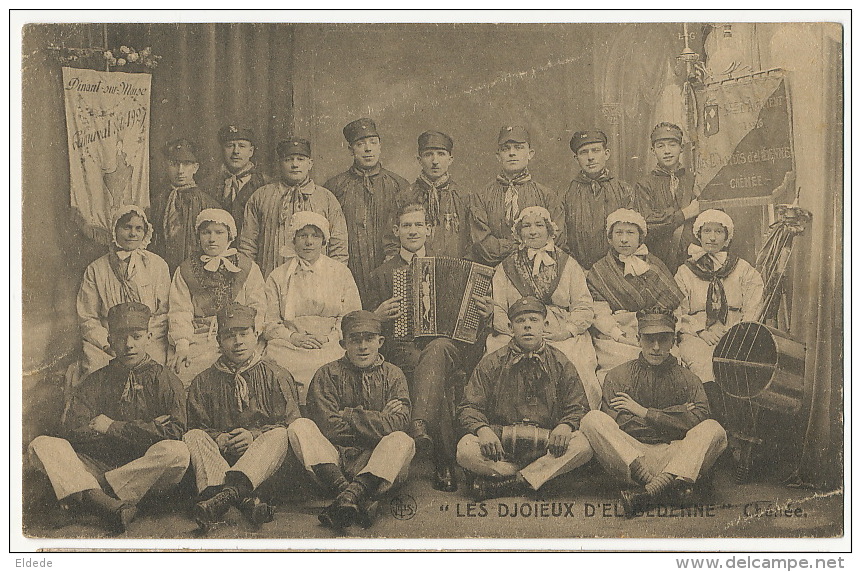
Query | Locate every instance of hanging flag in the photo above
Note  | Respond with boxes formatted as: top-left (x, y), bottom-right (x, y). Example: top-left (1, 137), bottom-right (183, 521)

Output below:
top-left (694, 72), bottom-right (795, 208)
top-left (63, 67), bottom-right (151, 244)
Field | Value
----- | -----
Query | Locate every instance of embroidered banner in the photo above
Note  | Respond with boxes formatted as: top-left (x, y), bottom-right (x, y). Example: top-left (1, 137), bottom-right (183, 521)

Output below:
top-left (63, 67), bottom-right (151, 244)
top-left (693, 73), bottom-right (795, 208)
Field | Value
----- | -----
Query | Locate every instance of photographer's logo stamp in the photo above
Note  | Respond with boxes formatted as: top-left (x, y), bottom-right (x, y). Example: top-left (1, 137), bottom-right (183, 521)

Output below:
top-left (390, 494), bottom-right (417, 520)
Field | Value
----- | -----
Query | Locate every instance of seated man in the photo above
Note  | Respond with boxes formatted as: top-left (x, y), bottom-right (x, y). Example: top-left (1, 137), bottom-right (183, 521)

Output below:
top-left (579, 306), bottom-right (727, 518)
top-left (456, 296), bottom-right (593, 500)
top-left (304, 310), bottom-right (415, 530)
top-left (29, 302), bottom-right (189, 534)
top-left (184, 302), bottom-right (313, 531)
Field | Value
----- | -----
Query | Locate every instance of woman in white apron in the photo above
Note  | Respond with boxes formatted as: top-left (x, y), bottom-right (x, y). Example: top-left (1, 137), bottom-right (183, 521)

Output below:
top-left (263, 211), bottom-right (362, 405)
top-left (168, 208), bottom-right (266, 386)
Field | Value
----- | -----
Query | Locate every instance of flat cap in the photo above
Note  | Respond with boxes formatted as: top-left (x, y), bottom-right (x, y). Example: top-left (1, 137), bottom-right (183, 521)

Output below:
top-left (498, 125), bottom-right (530, 146)
top-left (418, 131), bottom-right (453, 153)
top-left (508, 296), bottom-right (547, 320)
top-left (341, 310), bottom-right (382, 336)
top-left (651, 123), bottom-right (684, 144)
top-left (343, 118), bottom-right (380, 144)
top-left (107, 301), bottom-right (151, 333)
top-left (277, 137), bottom-right (312, 159)
top-left (636, 306), bottom-right (677, 334)
top-left (570, 130), bottom-right (608, 153)
top-left (218, 124), bottom-right (255, 145)
top-left (163, 138), bottom-right (198, 163)
top-left (217, 302), bottom-right (257, 333)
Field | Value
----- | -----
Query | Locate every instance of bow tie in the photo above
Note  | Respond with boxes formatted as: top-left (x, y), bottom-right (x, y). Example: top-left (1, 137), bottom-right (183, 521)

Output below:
top-left (526, 243), bottom-right (556, 277)
top-left (200, 248), bottom-right (241, 272)
top-left (687, 244), bottom-right (727, 268)
top-left (617, 244), bottom-right (651, 276)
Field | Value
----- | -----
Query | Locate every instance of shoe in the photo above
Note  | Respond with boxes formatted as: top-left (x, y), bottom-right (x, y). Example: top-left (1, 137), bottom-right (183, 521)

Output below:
top-left (194, 486), bottom-right (239, 531)
top-left (82, 488), bottom-right (135, 534)
top-left (238, 496), bottom-right (275, 526)
top-left (331, 482), bottom-right (364, 529)
top-left (432, 466), bottom-right (458, 492)
top-left (620, 489), bottom-right (650, 518)
top-left (318, 503), bottom-right (342, 530)
top-left (410, 419), bottom-right (434, 453)
top-left (472, 476), bottom-right (526, 501)
top-left (355, 498), bottom-right (379, 529)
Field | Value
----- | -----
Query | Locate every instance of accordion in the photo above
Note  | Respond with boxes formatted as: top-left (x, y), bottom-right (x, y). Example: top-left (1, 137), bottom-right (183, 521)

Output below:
top-left (393, 256), bottom-right (494, 344)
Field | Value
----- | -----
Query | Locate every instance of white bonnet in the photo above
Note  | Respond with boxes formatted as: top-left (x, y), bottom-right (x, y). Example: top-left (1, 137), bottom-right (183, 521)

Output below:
top-left (606, 208), bottom-right (648, 238)
top-left (289, 210), bottom-right (331, 244)
top-left (111, 204), bottom-right (153, 250)
top-left (195, 208), bottom-right (238, 241)
top-left (694, 209), bottom-right (734, 244)
top-left (511, 205), bottom-right (559, 243)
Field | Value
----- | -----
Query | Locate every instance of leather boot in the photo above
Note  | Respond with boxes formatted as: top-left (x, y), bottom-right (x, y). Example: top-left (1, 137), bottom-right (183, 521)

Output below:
top-left (82, 488), bottom-right (137, 534)
top-left (432, 465), bottom-right (458, 493)
top-left (238, 496), bottom-right (275, 526)
top-left (620, 489), bottom-right (651, 518)
top-left (332, 481), bottom-right (366, 528)
top-left (194, 485), bottom-right (239, 531)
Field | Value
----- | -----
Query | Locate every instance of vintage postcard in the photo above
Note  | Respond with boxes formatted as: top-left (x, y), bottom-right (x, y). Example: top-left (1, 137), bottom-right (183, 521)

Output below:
top-left (11, 10), bottom-right (849, 554)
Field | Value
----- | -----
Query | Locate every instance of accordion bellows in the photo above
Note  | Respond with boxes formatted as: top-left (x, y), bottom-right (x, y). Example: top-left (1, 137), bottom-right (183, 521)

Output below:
top-left (393, 256), bottom-right (494, 344)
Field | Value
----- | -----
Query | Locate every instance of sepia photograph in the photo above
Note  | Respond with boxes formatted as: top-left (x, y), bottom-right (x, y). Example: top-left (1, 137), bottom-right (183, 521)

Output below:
top-left (12, 10), bottom-right (848, 552)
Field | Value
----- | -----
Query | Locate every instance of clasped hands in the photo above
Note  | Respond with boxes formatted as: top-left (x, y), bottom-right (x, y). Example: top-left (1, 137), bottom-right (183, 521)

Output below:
top-left (217, 427), bottom-right (254, 456)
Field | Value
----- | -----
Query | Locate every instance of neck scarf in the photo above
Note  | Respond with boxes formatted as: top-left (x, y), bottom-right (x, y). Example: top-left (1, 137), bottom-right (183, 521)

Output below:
top-left (577, 168), bottom-right (613, 196)
top-left (214, 351), bottom-right (262, 413)
top-left (526, 242), bottom-right (556, 277)
top-left (510, 340), bottom-right (548, 406)
top-left (655, 166), bottom-right (684, 198)
top-left (350, 164), bottom-right (382, 195)
top-left (418, 172), bottom-right (450, 227)
top-left (496, 170), bottom-right (532, 225)
top-left (223, 163), bottom-right (255, 203)
top-left (115, 248), bottom-right (144, 279)
top-left (685, 244), bottom-right (739, 327)
top-left (617, 243), bottom-right (651, 277)
top-left (200, 248), bottom-right (242, 273)
top-left (163, 184), bottom-right (196, 241)
top-left (279, 178), bottom-right (313, 224)
top-left (119, 356), bottom-right (154, 406)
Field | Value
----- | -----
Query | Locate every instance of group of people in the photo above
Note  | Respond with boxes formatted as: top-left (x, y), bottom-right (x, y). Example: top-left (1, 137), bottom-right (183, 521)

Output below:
top-left (28, 116), bottom-right (766, 535)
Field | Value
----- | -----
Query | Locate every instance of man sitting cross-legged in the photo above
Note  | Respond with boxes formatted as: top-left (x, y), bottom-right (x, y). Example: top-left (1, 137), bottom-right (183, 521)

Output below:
top-left (579, 306), bottom-right (727, 517)
top-left (302, 310), bottom-right (416, 530)
top-left (29, 302), bottom-right (189, 534)
top-left (184, 302), bottom-right (319, 531)
top-left (456, 296), bottom-right (593, 500)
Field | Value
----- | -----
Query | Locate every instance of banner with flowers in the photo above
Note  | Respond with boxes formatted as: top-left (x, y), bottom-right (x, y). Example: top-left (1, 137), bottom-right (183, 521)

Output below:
top-left (63, 66), bottom-right (151, 244)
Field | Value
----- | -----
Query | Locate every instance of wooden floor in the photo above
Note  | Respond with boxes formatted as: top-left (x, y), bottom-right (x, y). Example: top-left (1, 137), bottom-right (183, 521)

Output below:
top-left (20, 453), bottom-right (843, 543)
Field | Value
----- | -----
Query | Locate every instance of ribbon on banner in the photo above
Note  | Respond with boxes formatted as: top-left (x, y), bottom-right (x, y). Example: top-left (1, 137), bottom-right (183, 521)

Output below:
top-left (63, 67), bottom-right (151, 244)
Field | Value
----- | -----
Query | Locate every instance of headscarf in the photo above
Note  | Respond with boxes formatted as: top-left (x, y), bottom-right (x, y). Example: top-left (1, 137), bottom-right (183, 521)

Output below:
top-left (693, 209), bottom-right (734, 246)
top-left (512, 206), bottom-right (560, 277)
top-left (195, 208), bottom-right (241, 273)
top-left (606, 208), bottom-right (650, 276)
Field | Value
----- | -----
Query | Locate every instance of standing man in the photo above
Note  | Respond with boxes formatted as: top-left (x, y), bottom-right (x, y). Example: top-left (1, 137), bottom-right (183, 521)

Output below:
top-left (239, 137), bottom-right (348, 277)
top-left (151, 138), bottom-right (221, 272)
top-left (456, 296), bottom-right (593, 500)
top-left (468, 126), bottom-right (565, 267)
top-left (303, 310), bottom-right (415, 530)
top-left (209, 124), bottom-right (271, 234)
top-left (397, 131), bottom-right (470, 259)
top-left (28, 302), bottom-right (189, 533)
top-left (184, 303), bottom-right (314, 531)
top-left (324, 118), bottom-right (410, 302)
top-left (564, 130), bottom-right (637, 270)
top-left (635, 122), bottom-right (701, 272)
top-left (579, 307), bottom-right (727, 517)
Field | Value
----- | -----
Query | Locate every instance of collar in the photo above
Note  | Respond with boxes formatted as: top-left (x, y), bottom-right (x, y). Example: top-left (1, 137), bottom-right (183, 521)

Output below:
top-left (574, 169), bottom-right (612, 184)
top-left (653, 165), bottom-right (686, 178)
top-left (637, 353), bottom-right (678, 371)
top-left (222, 162), bottom-right (256, 180)
top-left (418, 172), bottom-right (451, 189)
top-left (350, 163), bottom-right (382, 178)
top-left (170, 182), bottom-right (197, 192)
top-left (111, 355), bottom-right (155, 374)
top-left (687, 244), bottom-right (728, 267)
top-left (508, 338), bottom-right (547, 364)
top-left (216, 350), bottom-right (262, 374)
top-left (400, 246), bottom-right (426, 264)
top-left (280, 177), bottom-right (313, 193)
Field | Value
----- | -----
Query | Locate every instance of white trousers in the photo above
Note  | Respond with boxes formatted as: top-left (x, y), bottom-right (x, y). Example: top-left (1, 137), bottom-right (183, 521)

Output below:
top-left (579, 410), bottom-right (727, 484)
top-left (183, 426), bottom-right (290, 493)
top-left (28, 435), bottom-right (189, 503)
top-left (288, 418), bottom-right (415, 492)
top-left (456, 431), bottom-right (593, 490)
